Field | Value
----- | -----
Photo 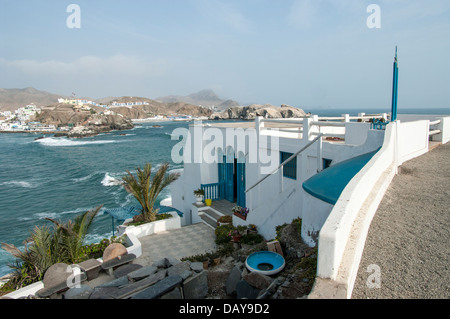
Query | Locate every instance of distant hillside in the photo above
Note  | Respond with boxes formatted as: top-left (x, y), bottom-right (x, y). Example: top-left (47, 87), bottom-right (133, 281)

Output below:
top-left (0, 87), bottom-right (68, 111)
top-left (156, 89), bottom-right (240, 111)
top-left (106, 96), bottom-right (213, 119)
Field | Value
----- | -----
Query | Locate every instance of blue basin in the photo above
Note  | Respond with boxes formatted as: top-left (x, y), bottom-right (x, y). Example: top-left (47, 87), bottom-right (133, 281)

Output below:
top-left (245, 251), bottom-right (285, 275)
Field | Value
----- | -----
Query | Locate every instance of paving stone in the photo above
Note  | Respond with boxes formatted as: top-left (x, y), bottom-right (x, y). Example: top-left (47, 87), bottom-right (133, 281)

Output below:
top-left (113, 263), bottom-right (143, 278)
top-left (130, 275), bottom-right (183, 299)
top-left (128, 265), bottom-right (158, 281)
top-left (183, 271), bottom-right (208, 299)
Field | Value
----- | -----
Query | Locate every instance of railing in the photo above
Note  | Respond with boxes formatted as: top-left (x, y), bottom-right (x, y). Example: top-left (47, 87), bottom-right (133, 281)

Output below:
top-left (201, 182), bottom-right (225, 201)
top-left (429, 119), bottom-right (441, 137)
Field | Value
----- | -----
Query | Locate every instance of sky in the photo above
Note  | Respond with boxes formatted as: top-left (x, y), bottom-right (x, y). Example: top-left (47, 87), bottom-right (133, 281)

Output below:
top-left (0, 0), bottom-right (449, 111)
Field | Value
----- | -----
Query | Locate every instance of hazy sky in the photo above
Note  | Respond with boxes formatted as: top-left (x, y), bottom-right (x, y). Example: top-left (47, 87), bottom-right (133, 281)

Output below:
top-left (0, 0), bottom-right (449, 111)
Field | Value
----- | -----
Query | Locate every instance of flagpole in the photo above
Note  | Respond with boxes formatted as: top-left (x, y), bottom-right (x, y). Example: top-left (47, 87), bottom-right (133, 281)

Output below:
top-left (391, 46), bottom-right (399, 121)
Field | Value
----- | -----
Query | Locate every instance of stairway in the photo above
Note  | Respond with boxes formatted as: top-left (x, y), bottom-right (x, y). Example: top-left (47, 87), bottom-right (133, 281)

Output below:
top-left (198, 207), bottom-right (224, 230)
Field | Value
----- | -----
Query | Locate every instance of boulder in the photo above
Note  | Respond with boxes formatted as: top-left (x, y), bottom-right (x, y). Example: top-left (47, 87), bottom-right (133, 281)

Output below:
top-left (183, 271), bottom-right (208, 299)
top-left (102, 243), bottom-right (128, 263)
top-left (243, 272), bottom-right (273, 290)
top-left (225, 266), bottom-right (242, 296)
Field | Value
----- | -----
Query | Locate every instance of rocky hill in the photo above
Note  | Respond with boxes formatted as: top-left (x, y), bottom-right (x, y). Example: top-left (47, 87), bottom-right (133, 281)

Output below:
top-left (156, 89), bottom-right (240, 111)
top-left (0, 87), bottom-right (68, 111)
top-left (209, 104), bottom-right (309, 120)
top-left (36, 104), bottom-right (133, 136)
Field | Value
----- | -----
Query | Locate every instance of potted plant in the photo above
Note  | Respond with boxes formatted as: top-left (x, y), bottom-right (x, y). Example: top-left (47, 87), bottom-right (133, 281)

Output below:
top-left (217, 215), bottom-right (232, 227)
top-left (248, 224), bottom-right (257, 234)
top-left (232, 206), bottom-right (249, 221)
top-left (193, 189), bottom-right (205, 203)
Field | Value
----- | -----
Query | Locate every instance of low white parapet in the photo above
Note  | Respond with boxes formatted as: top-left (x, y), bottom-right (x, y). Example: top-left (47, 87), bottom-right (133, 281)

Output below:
top-left (4, 211), bottom-right (181, 299)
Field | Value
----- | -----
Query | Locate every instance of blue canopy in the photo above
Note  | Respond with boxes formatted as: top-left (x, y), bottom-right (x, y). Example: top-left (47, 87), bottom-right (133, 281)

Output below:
top-left (302, 150), bottom-right (379, 205)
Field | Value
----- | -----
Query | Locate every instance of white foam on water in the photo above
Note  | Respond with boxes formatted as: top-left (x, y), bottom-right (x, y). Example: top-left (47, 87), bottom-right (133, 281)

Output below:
top-left (101, 173), bottom-right (123, 186)
top-left (0, 180), bottom-right (37, 188)
top-left (34, 137), bottom-right (118, 147)
top-left (71, 171), bottom-right (102, 183)
top-left (34, 207), bottom-right (93, 220)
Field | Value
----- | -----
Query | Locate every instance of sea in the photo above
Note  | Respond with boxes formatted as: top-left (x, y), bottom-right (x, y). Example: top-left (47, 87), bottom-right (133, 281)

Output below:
top-left (0, 107), bottom-right (449, 277)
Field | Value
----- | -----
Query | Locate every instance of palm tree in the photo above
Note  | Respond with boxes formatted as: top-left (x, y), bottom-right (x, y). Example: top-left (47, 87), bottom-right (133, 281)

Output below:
top-left (122, 163), bottom-right (180, 223)
top-left (45, 205), bottom-right (102, 263)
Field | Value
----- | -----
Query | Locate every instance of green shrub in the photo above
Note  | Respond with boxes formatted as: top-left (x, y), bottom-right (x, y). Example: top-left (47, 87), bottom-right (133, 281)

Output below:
top-left (214, 224), bottom-right (234, 245)
top-left (240, 233), bottom-right (264, 245)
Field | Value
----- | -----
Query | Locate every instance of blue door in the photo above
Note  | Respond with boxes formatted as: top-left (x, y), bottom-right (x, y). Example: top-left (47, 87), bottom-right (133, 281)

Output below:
top-left (225, 160), bottom-right (234, 202)
top-left (218, 156), bottom-right (226, 199)
top-left (237, 162), bottom-right (246, 207)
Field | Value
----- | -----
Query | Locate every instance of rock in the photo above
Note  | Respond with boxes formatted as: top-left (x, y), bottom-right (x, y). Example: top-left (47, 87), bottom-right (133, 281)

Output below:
top-left (190, 262), bottom-right (204, 273)
top-left (168, 261), bottom-right (192, 279)
top-left (243, 272), bottom-right (273, 290)
top-left (128, 265), bottom-right (158, 281)
top-left (130, 275), bottom-right (183, 299)
top-left (165, 257), bottom-right (182, 267)
top-left (89, 287), bottom-right (118, 299)
top-left (42, 263), bottom-right (72, 288)
top-left (102, 243), bottom-right (128, 263)
top-left (152, 258), bottom-right (167, 269)
top-left (113, 263), bottom-right (143, 278)
top-left (97, 275), bottom-right (129, 288)
top-left (225, 266), bottom-right (242, 296)
top-left (183, 271), bottom-right (208, 299)
top-left (161, 287), bottom-right (183, 299)
top-left (63, 284), bottom-right (93, 299)
top-left (236, 280), bottom-right (261, 299)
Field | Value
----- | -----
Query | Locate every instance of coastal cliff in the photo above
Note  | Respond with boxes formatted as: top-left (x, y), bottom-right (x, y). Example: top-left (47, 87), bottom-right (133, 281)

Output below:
top-left (37, 104), bottom-right (134, 137)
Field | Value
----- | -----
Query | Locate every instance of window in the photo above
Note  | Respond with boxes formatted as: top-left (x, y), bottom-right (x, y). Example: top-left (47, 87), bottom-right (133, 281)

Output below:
top-left (280, 151), bottom-right (297, 180)
top-left (323, 158), bottom-right (332, 170)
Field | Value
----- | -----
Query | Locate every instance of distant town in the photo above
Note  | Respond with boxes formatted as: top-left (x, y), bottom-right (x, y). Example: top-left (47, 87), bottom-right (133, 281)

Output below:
top-left (0, 98), bottom-right (208, 133)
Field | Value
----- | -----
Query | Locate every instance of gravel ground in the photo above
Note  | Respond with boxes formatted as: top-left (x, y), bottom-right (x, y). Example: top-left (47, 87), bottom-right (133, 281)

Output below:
top-left (352, 143), bottom-right (450, 299)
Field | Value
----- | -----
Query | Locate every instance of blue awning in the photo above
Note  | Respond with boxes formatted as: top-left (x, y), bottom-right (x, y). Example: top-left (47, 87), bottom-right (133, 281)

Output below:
top-left (302, 150), bottom-right (379, 205)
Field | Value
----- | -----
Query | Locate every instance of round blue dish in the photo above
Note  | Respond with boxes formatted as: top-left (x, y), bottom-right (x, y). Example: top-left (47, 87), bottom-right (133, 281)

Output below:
top-left (245, 251), bottom-right (285, 275)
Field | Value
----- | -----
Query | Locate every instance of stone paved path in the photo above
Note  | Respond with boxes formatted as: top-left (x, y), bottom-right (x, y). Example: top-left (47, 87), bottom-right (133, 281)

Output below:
top-left (134, 222), bottom-right (217, 266)
top-left (352, 143), bottom-right (450, 299)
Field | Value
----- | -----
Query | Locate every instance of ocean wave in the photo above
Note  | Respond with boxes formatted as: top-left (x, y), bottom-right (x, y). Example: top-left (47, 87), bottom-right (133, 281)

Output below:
top-left (34, 207), bottom-right (93, 220)
top-left (101, 173), bottom-right (123, 186)
top-left (71, 172), bottom-right (99, 183)
top-left (34, 137), bottom-right (118, 147)
top-left (0, 180), bottom-right (37, 188)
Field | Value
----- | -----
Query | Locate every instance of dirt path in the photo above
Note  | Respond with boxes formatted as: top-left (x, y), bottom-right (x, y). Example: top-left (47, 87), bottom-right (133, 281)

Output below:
top-left (352, 143), bottom-right (450, 299)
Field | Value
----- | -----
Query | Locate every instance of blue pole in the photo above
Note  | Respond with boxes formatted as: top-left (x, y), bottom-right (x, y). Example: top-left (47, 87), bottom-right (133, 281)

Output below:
top-left (391, 47), bottom-right (399, 121)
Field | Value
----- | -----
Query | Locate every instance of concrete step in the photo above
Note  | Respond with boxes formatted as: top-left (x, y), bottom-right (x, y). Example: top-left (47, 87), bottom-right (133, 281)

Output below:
top-left (199, 208), bottom-right (224, 230)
